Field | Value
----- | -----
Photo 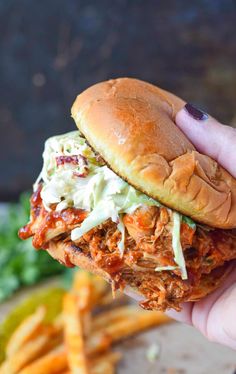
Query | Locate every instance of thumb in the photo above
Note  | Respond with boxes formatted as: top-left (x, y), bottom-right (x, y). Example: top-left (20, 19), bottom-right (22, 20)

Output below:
top-left (175, 104), bottom-right (236, 178)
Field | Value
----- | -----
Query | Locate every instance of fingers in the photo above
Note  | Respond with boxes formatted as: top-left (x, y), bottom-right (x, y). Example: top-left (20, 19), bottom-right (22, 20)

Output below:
top-left (175, 104), bottom-right (236, 178)
top-left (174, 104), bottom-right (236, 349)
top-left (165, 302), bottom-right (193, 325)
top-left (191, 262), bottom-right (236, 350)
top-left (205, 282), bottom-right (236, 350)
top-left (220, 283), bottom-right (236, 342)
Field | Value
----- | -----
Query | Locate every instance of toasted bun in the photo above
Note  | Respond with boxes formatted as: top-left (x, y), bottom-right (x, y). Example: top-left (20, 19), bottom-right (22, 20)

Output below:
top-left (71, 78), bottom-right (236, 228)
top-left (47, 241), bottom-right (143, 302)
top-left (47, 241), bottom-right (111, 282)
top-left (47, 240), bottom-right (229, 307)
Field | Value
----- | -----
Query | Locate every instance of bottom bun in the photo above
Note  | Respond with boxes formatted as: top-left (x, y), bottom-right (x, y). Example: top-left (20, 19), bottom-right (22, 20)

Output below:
top-left (188, 265), bottom-right (230, 302)
top-left (47, 240), bottom-right (230, 311)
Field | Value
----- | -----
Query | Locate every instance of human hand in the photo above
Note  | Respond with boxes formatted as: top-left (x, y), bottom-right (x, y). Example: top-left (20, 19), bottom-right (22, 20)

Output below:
top-left (167, 104), bottom-right (236, 350)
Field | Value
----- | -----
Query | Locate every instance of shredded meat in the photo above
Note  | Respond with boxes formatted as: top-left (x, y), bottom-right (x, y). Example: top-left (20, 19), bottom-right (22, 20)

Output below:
top-left (19, 187), bottom-right (236, 311)
top-left (19, 187), bottom-right (87, 249)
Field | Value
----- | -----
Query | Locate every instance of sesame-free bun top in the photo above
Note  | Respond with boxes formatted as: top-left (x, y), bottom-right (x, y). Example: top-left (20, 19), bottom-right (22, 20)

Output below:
top-left (71, 78), bottom-right (236, 228)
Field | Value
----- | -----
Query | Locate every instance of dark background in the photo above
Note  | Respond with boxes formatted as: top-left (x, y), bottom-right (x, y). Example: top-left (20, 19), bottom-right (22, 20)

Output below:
top-left (0, 0), bottom-right (236, 201)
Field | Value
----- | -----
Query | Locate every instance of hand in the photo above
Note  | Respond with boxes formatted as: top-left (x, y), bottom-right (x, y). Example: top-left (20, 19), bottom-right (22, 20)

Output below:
top-left (167, 104), bottom-right (236, 350)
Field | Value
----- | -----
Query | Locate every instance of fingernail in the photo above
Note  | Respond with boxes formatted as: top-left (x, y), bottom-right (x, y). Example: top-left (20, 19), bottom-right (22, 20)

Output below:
top-left (184, 103), bottom-right (209, 121)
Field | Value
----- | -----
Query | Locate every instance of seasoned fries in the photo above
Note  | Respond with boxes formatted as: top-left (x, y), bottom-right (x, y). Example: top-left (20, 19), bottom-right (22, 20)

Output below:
top-left (92, 305), bottom-right (138, 330)
top-left (0, 271), bottom-right (172, 374)
top-left (18, 345), bottom-right (67, 374)
top-left (73, 271), bottom-right (108, 309)
top-left (100, 309), bottom-right (171, 341)
top-left (7, 333), bottom-right (62, 373)
top-left (91, 352), bottom-right (122, 374)
top-left (6, 306), bottom-right (46, 357)
top-left (63, 293), bottom-right (89, 374)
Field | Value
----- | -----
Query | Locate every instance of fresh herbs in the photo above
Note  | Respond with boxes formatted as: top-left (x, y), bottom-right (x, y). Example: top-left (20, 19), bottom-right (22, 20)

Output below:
top-left (0, 193), bottom-right (65, 301)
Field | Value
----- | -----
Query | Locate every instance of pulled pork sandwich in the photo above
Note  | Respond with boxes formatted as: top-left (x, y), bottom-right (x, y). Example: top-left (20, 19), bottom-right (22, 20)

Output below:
top-left (19, 78), bottom-right (236, 311)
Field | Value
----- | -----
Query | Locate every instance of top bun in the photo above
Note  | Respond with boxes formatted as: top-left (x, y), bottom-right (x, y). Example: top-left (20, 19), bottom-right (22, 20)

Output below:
top-left (71, 78), bottom-right (236, 228)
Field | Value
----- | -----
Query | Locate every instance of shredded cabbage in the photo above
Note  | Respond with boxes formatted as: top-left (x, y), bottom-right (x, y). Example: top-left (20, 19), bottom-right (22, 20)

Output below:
top-left (155, 265), bottom-right (177, 272)
top-left (182, 215), bottom-right (196, 230)
top-left (172, 212), bottom-right (188, 280)
top-left (117, 215), bottom-right (125, 257)
top-left (34, 131), bottom-right (160, 241)
top-left (35, 131), bottom-right (189, 279)
top-left (71, 200), bottom-right (119, 240)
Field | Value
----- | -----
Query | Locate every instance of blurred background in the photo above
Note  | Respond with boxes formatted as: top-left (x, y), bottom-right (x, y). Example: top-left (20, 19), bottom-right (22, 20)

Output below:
top-left (0, 0), bottom-right (236, 201)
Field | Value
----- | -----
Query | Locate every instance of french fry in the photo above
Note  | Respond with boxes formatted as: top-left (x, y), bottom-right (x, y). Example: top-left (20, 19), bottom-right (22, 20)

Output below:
top-left (2, 268), bottom-right (173, 374)
top-left (73, 271), bottom-right (108, 309)
top-left (106, 309), bottom-right (171, 340)
top-left (86, 333), bottom-right (112, 356)
top-left (92, 306), bottom-right (138, 331)
top-left (91, 361), bottom-right (114, 374)
top-left (53, 313), bottom-right (64, 332)
top-left (0, 360), bottom-right (10, 374)
top-left (90, 275), bottom-right (109, 306)
top-left (92, 351), bottom-right (122, 365)
top-left (18, 345), bottom-right (67, 374)
top-left (7, 332), bottom-right (62, 373)
top-left (89, 309), bottom-right (171, 347)
top-left (72, 271), bottom-right (93, 337)
top-left (91, 352), bottom-right (121, 374)
top-left (6, 306), bottom-right (46, 357)
top-left (82, 311), bottom-right (92, 339)
top-left (63, 293), bottom-right (89, 374)
top-left (72, 271), bottom-right (93, 310)
top-left (99, 290), bottom-right (126, 306)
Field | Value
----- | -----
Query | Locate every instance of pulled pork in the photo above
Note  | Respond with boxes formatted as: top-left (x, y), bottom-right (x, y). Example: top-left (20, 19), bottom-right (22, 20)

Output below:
top-left (19, 187), bottom-right (236, 311)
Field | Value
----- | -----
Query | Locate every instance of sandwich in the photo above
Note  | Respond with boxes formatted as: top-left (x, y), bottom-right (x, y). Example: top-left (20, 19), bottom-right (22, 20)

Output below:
top-left (19, 78), bottom-right (236, 311)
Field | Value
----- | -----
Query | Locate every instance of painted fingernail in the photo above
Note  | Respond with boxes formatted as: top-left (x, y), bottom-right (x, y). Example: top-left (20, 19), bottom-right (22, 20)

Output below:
top-left (184, 103), bottom-right (209, 121)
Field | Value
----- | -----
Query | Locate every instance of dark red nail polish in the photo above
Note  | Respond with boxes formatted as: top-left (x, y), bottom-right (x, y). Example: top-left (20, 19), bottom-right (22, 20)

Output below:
top-left (184, 103), bottom-right (208, 121)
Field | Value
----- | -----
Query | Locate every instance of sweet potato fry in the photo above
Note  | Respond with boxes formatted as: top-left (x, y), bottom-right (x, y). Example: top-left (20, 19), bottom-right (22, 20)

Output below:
top-left (6, 306), bottom-right (46, 357)
top-left (63, 293), bottom-right (89, 374)
top-left (18, 345), bottom-right (67, 374)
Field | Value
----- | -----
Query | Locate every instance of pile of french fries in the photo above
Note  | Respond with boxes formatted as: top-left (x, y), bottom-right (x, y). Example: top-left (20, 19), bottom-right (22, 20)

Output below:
top-left (0, 271), bottom-right (171, 374)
